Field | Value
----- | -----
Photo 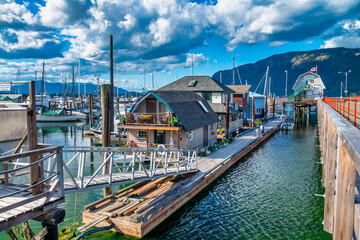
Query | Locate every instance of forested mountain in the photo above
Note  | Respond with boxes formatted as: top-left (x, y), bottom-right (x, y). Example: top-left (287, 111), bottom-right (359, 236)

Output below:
top-left (212, 47), bottom-right (360, 97)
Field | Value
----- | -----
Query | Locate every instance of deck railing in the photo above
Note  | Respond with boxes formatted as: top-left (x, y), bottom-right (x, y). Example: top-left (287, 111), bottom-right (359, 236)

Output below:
top-left (61, 146), bottom-right (197, 193)
top-left (323, 97), bottom-right (360, 127)
top-left (125, 112), bottom-right (174, 126)
top-left (0, 145), bottom-right (64, 213)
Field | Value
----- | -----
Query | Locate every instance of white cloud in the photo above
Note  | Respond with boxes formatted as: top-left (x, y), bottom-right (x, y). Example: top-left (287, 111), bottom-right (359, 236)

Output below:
top-left (1, 0), bottom-right (360, 85)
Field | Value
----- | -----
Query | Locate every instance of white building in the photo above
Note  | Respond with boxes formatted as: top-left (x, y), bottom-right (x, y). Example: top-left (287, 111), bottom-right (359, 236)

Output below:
top-left (291, 72), bottom-right (326, 100)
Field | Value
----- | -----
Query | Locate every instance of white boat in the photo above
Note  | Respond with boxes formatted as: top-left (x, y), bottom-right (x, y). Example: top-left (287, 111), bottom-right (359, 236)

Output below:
top-left (280, 122), bottom-right (295, 130)
top-left (36, 107), bottom-right (78, 122)
top-left (37, 114), bottom-right (78, 122)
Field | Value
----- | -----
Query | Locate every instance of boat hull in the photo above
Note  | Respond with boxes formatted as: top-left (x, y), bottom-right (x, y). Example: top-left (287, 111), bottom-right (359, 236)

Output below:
top-left (37, 114), bottom-right (78, 122)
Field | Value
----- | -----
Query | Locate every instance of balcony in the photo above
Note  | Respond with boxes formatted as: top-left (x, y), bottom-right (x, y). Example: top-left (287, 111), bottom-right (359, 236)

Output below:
top-left (125, 112), bottom-right (175, 126)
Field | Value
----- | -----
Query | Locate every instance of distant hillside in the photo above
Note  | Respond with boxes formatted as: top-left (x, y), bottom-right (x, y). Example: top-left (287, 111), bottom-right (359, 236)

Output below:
top-left (9, 81), bottom-right (127, 96)
top-left (212, 47), bottom-right (360, 97)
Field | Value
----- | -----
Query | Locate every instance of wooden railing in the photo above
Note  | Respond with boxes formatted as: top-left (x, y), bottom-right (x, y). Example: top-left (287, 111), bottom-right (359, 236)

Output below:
top-left (0, 146), bottom-right (64, 212)
top-left (323, 97), bottom-right (360, 128)
top-left (125, 112), bottom-right (174, 126)
top-left (318, 100), bottom-right (360, 240)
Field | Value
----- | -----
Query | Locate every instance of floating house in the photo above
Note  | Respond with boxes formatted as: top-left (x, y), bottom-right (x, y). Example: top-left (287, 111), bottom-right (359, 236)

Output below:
top-left (123, 91), bottom-right (219, 150)
top-left (290, 72), bottom-right (326, 100)
top-left (157, 76), bottom-right (243, 132)
top-left (244, 92), bottom-right (266, 121)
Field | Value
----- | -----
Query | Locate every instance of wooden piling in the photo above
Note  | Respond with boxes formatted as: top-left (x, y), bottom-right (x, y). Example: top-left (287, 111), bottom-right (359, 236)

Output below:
top-left (264, 96), bottom-right (267, 121)
top-left (251, 97), bottom-right (255, 128)
top-left (109, 35), bottom-right (114, 133)
top-left (272, 96), bottom-right (275, 118)
top-left (27, 81), bottom-right (41, 194)
top-left (101, 84), bottom-right (112, 196)
top-left (89, 93), bottom-right (93, 129)
top-left (225, 93), bottom-right (230, 138)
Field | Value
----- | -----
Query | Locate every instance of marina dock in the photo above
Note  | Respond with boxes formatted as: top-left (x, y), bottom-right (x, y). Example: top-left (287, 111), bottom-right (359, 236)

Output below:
top-left (81, 117), bottom-right (282, 237)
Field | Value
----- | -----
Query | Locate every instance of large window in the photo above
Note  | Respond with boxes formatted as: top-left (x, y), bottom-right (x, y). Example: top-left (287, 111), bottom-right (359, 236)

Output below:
top-left (138, 130), bottom-right (147, 139)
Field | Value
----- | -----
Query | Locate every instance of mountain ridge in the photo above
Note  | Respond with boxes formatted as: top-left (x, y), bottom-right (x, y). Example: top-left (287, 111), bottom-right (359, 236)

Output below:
top-left (212, 47), bottom-right (360, 97)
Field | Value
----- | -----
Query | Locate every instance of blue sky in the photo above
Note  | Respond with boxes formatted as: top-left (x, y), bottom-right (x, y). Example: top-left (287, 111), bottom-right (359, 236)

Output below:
top-left (1, 0), bottom-right (360, 91)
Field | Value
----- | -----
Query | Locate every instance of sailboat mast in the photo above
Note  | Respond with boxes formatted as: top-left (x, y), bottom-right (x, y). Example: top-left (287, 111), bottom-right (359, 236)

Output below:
top-left (263, 66), bottom-right (269, 96)
top-left (41, 61), bottom-right (45, 107)
top-left (72, 66), bottom-right (75, 103)
top-left (232, 56), bottom-right (235, 85)
top-left (78, 60), bottom-right (81, 99)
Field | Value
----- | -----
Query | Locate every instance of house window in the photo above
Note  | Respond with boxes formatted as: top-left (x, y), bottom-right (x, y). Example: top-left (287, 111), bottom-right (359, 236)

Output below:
top-left (188, 131), bottom-right (193, 141)
top-left (202, 93), bottom-right (211, 102)
top-left (138, 130), bottom-right (147, 139)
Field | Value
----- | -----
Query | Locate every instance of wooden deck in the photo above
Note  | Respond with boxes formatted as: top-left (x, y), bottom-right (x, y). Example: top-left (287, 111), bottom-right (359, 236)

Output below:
top-left (82, 117), bottom-right (282, 237)
top-left (0, 187), bottom-right (64, 231)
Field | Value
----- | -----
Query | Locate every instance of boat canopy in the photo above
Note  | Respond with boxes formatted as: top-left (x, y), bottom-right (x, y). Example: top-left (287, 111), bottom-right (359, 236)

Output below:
top-left (39, 106), bottom-right (66, 115)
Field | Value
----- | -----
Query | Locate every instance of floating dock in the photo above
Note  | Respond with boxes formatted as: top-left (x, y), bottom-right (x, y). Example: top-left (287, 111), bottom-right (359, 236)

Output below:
top-left (81, 117), bottom-right (282, 237)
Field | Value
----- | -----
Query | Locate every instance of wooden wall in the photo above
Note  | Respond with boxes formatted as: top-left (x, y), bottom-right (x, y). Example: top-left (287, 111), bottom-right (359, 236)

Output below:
top-left (0, 108), bottom-right (27, 142)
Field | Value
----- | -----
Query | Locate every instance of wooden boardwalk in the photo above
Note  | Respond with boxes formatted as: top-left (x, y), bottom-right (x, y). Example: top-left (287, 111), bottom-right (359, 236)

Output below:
top-left (0, 187), bottom-right (64, 231)
top-left (82, 117), bottom-right (283, 237)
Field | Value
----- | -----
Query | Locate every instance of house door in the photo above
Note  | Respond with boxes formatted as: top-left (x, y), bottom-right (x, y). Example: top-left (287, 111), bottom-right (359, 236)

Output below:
top-left (154, 130), bottom-right (165, 144)
top-left (203, 126), bottom-right (208, 147)
top-left (146, 99), bottom-right (156, 113)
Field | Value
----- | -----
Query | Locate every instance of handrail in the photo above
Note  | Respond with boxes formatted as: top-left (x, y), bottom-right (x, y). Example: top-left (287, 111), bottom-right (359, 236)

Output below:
top-left (323, 97), bottom-right (360, 127)
top-left (61, 146), bottom-right (198, 193)
top-left (125, 112), bottom-right (174, 126)
top-left (0, 146), bottom-right (61, 163)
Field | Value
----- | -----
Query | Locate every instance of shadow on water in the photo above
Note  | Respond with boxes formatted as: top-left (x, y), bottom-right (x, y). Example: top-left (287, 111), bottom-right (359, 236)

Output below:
top-left (1, 114), bottom-right (332, 239)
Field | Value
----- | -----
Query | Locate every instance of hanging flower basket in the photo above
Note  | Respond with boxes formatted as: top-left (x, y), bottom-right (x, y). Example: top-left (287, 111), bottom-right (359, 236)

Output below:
top-left (140, 114), bottom-right (152, 121)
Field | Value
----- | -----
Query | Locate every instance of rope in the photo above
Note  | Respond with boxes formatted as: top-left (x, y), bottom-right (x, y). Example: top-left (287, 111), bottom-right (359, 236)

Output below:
top-left (75, 224), bottom-right (115, 240)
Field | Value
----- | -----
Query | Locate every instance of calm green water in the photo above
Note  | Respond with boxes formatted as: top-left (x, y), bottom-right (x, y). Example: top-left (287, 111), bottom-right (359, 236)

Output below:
top-left (2, 114), bottom-right (332, 239)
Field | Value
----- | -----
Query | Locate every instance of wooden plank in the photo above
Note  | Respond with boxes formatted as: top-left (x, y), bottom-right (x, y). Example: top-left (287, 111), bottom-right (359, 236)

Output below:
top-left (333, 139), bottom-right (356, 240)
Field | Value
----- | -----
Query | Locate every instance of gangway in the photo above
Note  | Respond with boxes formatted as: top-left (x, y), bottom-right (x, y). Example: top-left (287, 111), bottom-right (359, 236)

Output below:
top-left (0, 145), bottom-right (198, 231)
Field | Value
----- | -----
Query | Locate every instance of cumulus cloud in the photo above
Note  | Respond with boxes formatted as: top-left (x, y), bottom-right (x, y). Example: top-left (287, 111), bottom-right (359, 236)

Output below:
top-left (0, 0), bottom-right (360, 85)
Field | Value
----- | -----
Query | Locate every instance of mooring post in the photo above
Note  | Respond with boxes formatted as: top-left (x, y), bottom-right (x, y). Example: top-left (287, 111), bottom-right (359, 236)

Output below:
top-left (282, 103), bottom-right (285, 115)
top-left (101, 84), bottom-right (112, 196)
top-left (89, 93), bottom-right (93, 129)
top-left (251, 97), bottom-right (255, 128)
top-left (109, 35), bottom-right (114, 133)
top-left (27, 81), bottom-right (41, 194)
top-left (264, 96), bottom-right (267, 121)
top-left (225, 93), bottom-right (230, 138)
top-left (272, 96), bottom-right (275, 118)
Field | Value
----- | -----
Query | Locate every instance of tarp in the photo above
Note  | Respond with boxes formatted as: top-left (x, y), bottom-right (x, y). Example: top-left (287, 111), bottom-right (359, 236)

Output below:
top-left (39, 106), bottom-right (65, 115)
top-left (0, 96), bottom-right (14, 102)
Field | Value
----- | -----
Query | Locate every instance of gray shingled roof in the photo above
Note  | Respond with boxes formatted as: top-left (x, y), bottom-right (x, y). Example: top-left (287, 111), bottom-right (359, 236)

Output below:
top-left (208, 103), bottom-right (239, 114)
top-left (151, 91), bottom-right (219, 131)
top-left (157, 76), bottom-right (235, 93)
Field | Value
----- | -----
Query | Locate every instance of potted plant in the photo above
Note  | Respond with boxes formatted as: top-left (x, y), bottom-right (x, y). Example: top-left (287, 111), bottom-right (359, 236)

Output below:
top-left (205, 148), bottom-right (211, 156)
top-left (199, 148), bottom-right (205, 157)
top-left (170, 117), bottom-right (178, 126)
top-left (140, 114), bottom-right (152, 121)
